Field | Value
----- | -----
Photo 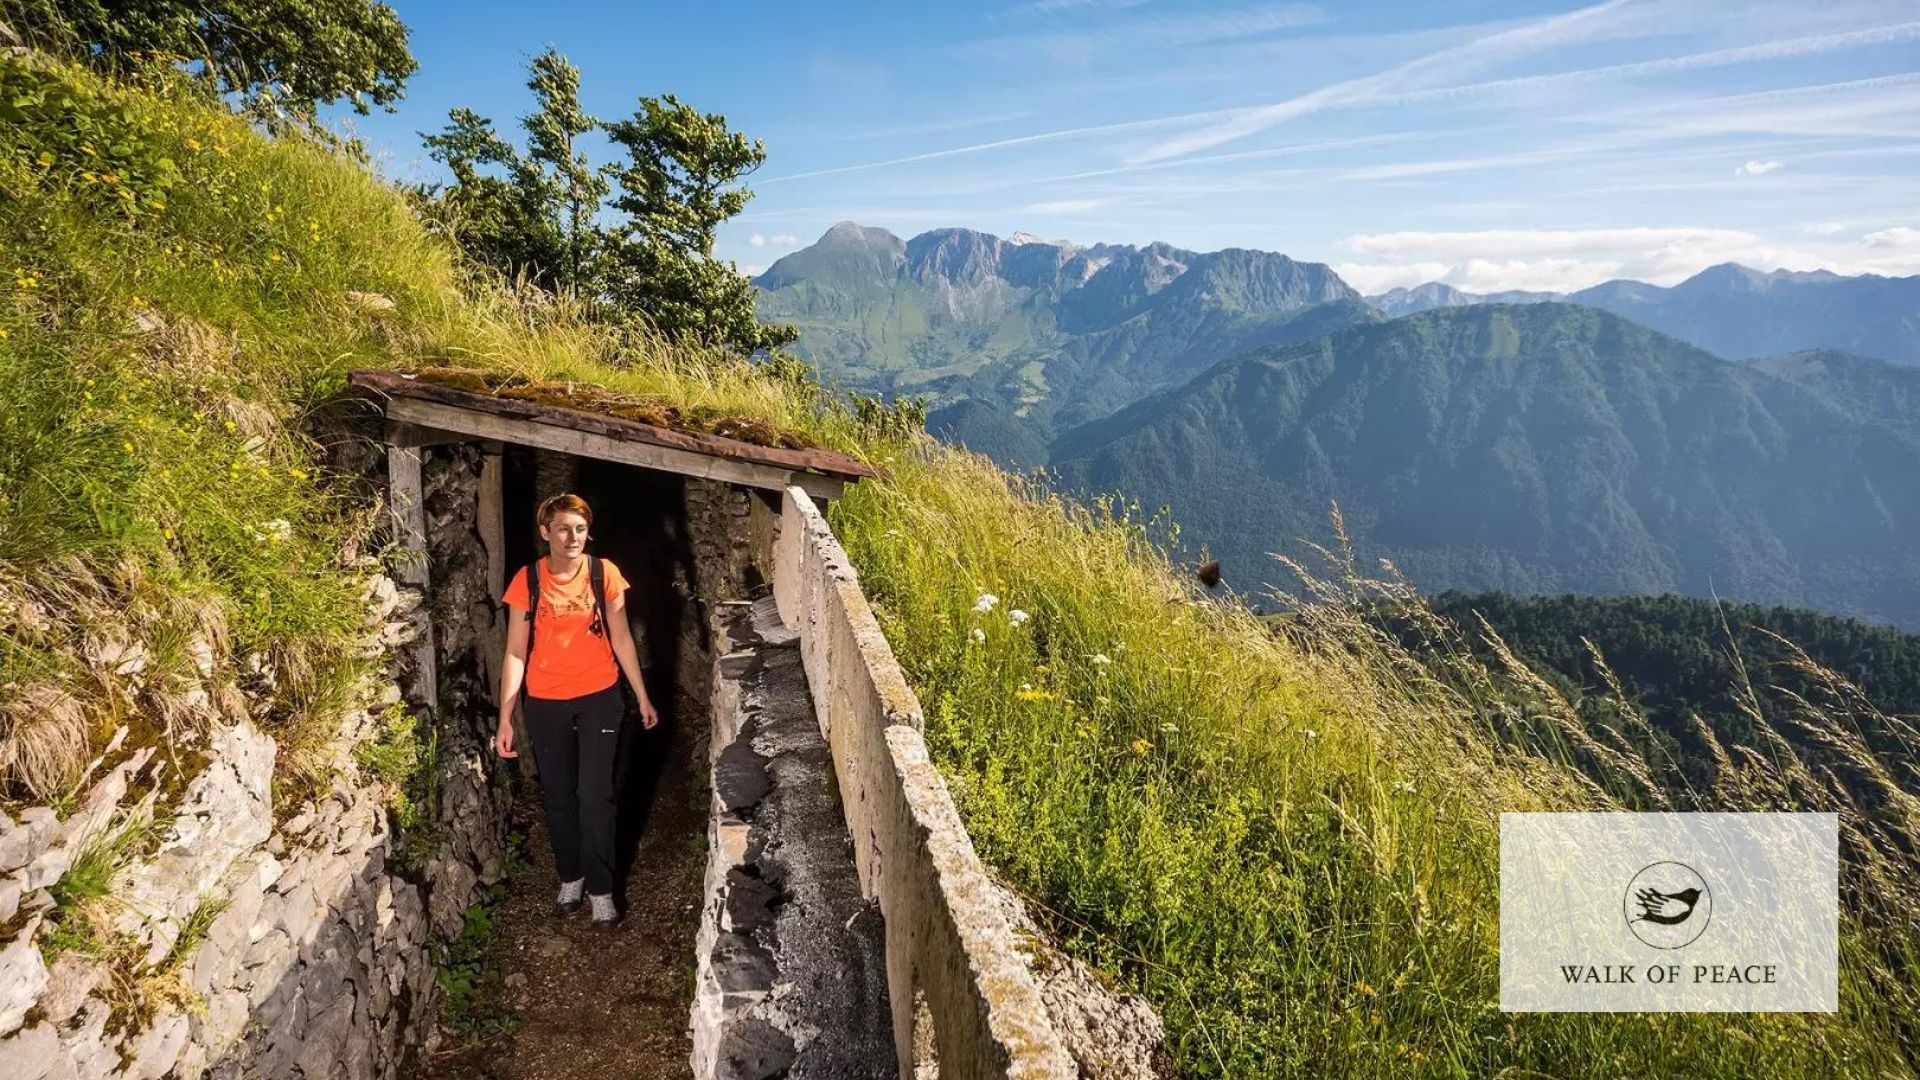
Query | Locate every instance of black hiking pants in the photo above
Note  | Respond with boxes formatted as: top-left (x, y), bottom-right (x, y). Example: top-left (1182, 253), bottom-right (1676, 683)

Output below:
top-left (523, 682), bottom-right (624, 895)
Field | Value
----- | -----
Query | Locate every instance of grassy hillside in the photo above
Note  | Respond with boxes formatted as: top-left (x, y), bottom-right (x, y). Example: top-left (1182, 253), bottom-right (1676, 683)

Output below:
top-left (0, 55), bottom-right (869, 804)
top-left (5, 56), bottom-right (1916, 1078)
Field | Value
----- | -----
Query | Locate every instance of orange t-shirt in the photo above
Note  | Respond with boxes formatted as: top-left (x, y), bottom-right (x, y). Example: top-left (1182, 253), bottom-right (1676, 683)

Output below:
top-left (501, 557), bottom-right (630, 700)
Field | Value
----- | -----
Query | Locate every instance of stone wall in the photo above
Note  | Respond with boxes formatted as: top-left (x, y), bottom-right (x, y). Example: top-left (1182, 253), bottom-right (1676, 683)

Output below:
top-left (0, 437), bottom-right (511, 1079)
top-left (771, 487), bottom-right (1078, 1079)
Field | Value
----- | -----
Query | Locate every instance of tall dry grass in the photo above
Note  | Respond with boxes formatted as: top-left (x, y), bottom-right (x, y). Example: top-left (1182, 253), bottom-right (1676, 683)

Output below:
top-left (832, 444), bottom-right (1920, 1077)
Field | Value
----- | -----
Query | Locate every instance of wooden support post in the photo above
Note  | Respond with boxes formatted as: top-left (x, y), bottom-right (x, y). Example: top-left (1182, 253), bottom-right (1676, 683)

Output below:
top-left (478, 448), bottom-right (506, 598)
top-left (386, 428), bottom-right (438, 713)
top-left (476, 445), bottom-right (508, 711)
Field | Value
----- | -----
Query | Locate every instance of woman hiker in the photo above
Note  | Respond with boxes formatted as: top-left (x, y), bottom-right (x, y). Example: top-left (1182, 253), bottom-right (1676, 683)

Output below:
top-left (494, 493), bottom-right (659, 930)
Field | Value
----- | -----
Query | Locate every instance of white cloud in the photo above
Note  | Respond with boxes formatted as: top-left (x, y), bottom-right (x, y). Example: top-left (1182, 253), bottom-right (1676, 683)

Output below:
top-left (770, 233), bottom-right (801, 247)
top-left (1347, 227), bottom-right (1759, 261)
top-left (748, 233), bottom-right (767, 247)
top-left (739, 263), bottom-right (766, 276)
top-left (1864, 226), bottom-right (1920, 250)
top-left (965, 3), bottom-right (1328, 64)
top-left (1024, 197), bottom-right (1110, 214)
top-left (1133, 0), bottom-right (1662, 162)
top-left (1736, 159), bottom-right (1784, 175)
top-left (1330, 261), bottom-right (1452, 293)
top-left (1337, 224), bottom-right (1920, 293)
top-left (1455, 257), bottom-right (1627, 294)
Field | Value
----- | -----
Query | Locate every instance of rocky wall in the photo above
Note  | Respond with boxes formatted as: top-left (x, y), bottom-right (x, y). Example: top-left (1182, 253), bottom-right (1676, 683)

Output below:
top-left (0, 434), bottom-right (512, 1079)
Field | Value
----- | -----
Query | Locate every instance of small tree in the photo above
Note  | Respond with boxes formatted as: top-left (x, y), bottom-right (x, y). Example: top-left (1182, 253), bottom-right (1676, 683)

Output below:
top-left (421, 50), bottom-right (793, 356)
top-left (602, 94), bottom-right (796, 353)
top-left (421, 48), bottom-right (605, 294)
top-left (2, 0), bottom-right (416, 115)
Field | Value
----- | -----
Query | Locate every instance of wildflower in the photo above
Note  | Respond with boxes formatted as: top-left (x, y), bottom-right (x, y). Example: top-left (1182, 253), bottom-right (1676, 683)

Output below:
top-left (1357, 981), bottom-right (1378, 997)
top-left (1392, 779), bottom-right (1416, 794)
top-left (288, 467), bottom-right (308, 480)
top-left (1091, 652), bottom-right (1112, 667)
top-left (122, 441), bottom-right (134, 454)
top-left (0, 328), bottom-right (8, 339)
top-left (185, 138), bottom-right (202, 151)
top-left (253, 518), bottom-right (292, 544)
top-left (1007, 608), bottom-right (1029, 626)
top-left (1128, 737), bottom-right (1152, 756)
top-left (970, 628), bottom-right (985, 643)
top-left (268, 251), bottom-right (282, 262)
top-left (973, 592), bottom-right (998, 613)
top-left (1303, 728), bottom-right (1319, 739)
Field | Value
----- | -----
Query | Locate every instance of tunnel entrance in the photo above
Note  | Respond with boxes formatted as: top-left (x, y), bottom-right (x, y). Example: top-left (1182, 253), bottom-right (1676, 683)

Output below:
top-left (500, 448), bottom-right (700, 895)
top-left (350, 369), bottom-right (876, 1080)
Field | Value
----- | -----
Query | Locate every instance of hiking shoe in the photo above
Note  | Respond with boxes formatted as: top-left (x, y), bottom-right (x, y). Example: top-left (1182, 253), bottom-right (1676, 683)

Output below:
top-left (555, 878), bottom-right (585, 917)
top-left (589, 892), bottom-right (621, 930)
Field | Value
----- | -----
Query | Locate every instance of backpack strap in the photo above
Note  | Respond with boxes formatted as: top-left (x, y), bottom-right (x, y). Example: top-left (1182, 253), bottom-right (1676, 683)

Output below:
top-left (523, 558), bottom-right (541, 661)
top-left (589, 554), bottom-right (609, 638)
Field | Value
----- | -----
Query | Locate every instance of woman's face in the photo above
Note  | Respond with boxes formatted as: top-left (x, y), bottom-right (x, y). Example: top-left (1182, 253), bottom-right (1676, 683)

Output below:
top-left (542, 511), bottom-right (590, 558)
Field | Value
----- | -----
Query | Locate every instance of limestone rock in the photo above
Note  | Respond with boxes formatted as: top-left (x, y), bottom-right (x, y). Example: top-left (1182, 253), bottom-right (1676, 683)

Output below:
top-left (0, 916), bottom-right (49, 1035)
top-left (38, 951), bottom-right (104, 1025)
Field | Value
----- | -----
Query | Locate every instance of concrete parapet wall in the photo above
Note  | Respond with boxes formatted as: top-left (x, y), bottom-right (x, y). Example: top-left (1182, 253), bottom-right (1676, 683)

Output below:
top-left (773, 487), bottom-right (1074, 1079)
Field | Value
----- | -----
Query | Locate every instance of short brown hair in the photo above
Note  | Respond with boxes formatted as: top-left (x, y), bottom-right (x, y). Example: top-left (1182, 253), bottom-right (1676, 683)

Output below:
top-left (537, 493), bottom-right (593, 528)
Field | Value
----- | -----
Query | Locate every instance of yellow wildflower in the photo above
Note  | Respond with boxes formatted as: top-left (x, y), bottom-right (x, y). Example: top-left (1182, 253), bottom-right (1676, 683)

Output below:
top-left (1129, 737), bottom-right (1152, 756)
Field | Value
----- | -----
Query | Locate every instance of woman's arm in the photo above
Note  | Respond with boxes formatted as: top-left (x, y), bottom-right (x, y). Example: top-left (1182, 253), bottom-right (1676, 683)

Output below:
top-left (605, 592), bottom-right (658, 729)
top-left (496, 605), bottom-right (529, 757)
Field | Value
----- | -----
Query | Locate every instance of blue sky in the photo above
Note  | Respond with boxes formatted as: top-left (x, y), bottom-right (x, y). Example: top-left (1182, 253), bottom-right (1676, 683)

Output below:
top-left (340, 0), bottom-right (1920, 293)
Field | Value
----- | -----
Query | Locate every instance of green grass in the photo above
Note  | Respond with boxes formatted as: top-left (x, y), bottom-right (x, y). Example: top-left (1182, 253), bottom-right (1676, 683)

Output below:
top-left (0, 54), bottom-right (891, 804)
top-left (354, 701), bottom-right (441, 872)
top-left (3, 53), bottom-right (1915, 1079)
top-left (830, 449), bottom-right (1919, 1077)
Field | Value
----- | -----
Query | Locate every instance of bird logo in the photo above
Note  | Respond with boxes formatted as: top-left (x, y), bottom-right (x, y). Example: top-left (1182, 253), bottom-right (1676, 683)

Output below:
top-left (1633, 886), bottom-right (1702, 925)
top-left (1624, 861), bottom-right (1712, 949)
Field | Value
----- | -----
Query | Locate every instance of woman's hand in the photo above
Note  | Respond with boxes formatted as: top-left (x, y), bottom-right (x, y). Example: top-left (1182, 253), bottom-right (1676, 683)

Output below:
top-left (494, 716), bottom-right (518, 758)
top-left (637, 690), bottom-right (659, 730)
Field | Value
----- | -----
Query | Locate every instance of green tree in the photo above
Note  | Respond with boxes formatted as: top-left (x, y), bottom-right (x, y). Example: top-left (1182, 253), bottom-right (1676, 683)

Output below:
top-left (420, 49), bottom-right (793, 356)
top-left (602, 94), bottom-right (795, 353)
top-left (0, 0), bottom-right (415, 114)
top-left (421, 48), bottom-right (606, 293)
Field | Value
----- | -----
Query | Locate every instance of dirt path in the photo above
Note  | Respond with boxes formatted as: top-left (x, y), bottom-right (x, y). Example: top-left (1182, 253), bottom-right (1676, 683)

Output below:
top-left (424, 698), bottom-right (706, 1080)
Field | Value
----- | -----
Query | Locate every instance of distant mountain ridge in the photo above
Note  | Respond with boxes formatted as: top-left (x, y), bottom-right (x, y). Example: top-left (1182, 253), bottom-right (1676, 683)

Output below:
top-left (1049, 303), bottom-right (1920, 628)
top-left (754, 222), bottom-right (1374, 464)
top-left (1366, 264), bottom-right (1920, 365)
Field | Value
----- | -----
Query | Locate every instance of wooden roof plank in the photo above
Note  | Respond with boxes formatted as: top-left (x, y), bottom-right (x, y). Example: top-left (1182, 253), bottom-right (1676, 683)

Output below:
top-left (347, 369), bottom-right (875, 482)
top-left (385, 396), bottom-right (846, 501)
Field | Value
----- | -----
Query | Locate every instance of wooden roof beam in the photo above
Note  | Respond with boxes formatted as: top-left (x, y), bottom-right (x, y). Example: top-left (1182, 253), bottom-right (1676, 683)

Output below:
top-left (384, 396), bottom-right (848, 501)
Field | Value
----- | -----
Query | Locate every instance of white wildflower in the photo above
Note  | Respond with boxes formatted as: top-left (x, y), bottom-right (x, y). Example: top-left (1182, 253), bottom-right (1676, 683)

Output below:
top-left (252, 518), bottom-right (292, 544)
top-left (973, 592), bottom-right (998, 613)
top-left (970, 627), bottom-right (986, 643)
top-left (1008, 608), bottom-right (1029, 626)
top-left (1091, 652), bottom-right (1111, 666)
top-left (1303, 728), bottom-right (1319, 739)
